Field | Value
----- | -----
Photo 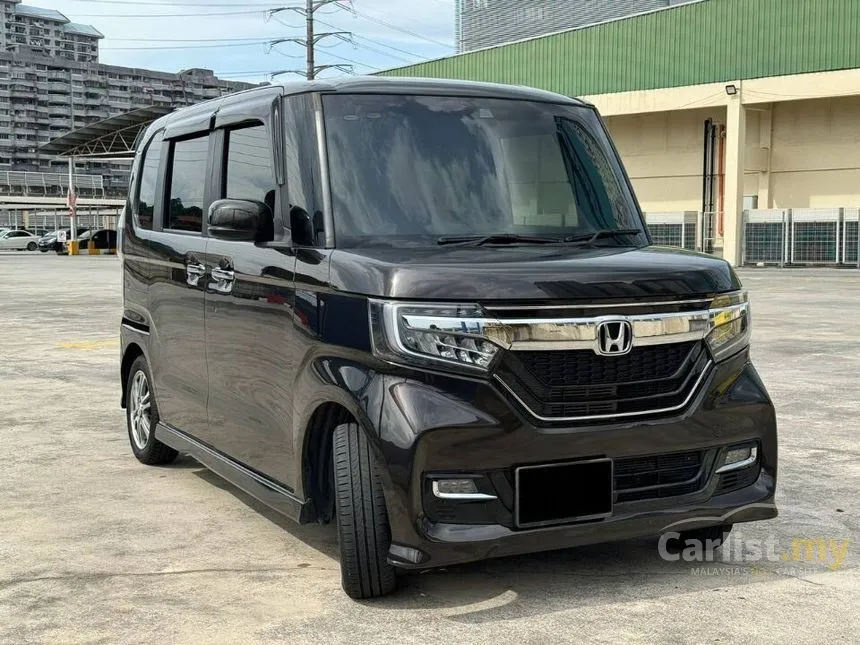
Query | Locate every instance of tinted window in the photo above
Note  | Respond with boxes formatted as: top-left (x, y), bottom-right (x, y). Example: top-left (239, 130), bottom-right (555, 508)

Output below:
top-left (323, 95), bottom-right (644, 248)
top-left (136, 131), bottom-right (163, 230)
top-left (225, 125), bottom-right (276, 211)
top-left (284, 94), bottom-right (323, 244)
top-left (167, 136), bottom-right (208, 232)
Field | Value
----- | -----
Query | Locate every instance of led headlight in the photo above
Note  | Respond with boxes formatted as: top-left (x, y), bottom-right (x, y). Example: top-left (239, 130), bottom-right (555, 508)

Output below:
top-left (370, 301), bottom-right (504, 372)
top-left (706, 291), bottom-right (751, 362)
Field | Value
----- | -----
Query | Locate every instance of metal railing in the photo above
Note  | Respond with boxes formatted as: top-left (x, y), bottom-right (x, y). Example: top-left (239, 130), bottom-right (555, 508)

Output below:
top-left (0, 171), bottom-right (105, 197)
top-left (0, 207), bottom-right (121, 234)
top-left (644, 208), bottom-right (860, 267)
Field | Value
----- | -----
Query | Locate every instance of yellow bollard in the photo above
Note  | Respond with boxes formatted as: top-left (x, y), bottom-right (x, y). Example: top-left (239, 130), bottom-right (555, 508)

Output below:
top-left (66, 241), bottom-right (79, 256)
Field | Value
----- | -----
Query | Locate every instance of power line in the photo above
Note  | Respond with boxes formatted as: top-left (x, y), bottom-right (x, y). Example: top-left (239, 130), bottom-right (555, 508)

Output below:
top-left (102, 41), bottom-right (270, 51)
top-left (344, 7), bottom-right (452, 48)
top-left (105, 37), bottom-right (274, 43)
top-left (315, 16), bottom-right (422, 62)
top-left (279, 18), bottom-right (412, 65)
top-left (72, 9), bottom-right (265, 18)
top-left (328, 34), bottom-right (412, 64)
top-left (269, 0), bottom-right (353, 80)
top-left (69, 0), bottom-right (277, 6)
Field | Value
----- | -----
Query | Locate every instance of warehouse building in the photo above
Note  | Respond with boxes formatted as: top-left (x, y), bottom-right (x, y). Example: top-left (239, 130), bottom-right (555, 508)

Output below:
top-left (387, 0), bottom-right (860, 267)
top-left (455, 0), bottom-right (695, 52)
top-left (0, 1), bottom-right (250, 196)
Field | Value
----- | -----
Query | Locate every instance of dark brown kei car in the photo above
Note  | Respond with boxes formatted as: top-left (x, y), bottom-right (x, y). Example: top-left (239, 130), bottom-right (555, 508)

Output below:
top-left (119, 77), bottom-right (777, 599)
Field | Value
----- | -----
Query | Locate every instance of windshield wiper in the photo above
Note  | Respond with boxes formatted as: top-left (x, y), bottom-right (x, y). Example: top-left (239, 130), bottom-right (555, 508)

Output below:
top-left (437, 233), bottom-right (562, 247)
top-left (562, 228), bottom-right (644, 246)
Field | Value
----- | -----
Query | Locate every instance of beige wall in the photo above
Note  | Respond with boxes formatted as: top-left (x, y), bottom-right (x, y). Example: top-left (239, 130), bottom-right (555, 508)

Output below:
top-left (603, 95), bottom-right (860, 213)
top-left (769, 96), bottom-right (860, 208)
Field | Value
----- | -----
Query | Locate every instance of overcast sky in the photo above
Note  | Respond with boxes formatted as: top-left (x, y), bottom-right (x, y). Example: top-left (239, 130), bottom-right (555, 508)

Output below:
top-left (44, 0), bottom-right (456, 83)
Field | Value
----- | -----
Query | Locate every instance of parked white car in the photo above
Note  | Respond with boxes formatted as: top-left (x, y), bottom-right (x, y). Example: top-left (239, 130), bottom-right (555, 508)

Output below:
top-left (0, 230), bottom-right (39, 251)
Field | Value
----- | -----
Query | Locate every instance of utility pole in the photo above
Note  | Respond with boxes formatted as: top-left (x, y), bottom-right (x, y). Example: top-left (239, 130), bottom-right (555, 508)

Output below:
top-left (268, 0), bottom-right (352, 80)
top-left (306, 0), bottom-right (314, 80)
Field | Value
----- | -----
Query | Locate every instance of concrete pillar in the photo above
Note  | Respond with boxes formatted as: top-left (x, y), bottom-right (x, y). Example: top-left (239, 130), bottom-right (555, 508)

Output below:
top-left (723, 83), bottom-right (747, 266)
top-left (758, 107), bottom-right (773, 209)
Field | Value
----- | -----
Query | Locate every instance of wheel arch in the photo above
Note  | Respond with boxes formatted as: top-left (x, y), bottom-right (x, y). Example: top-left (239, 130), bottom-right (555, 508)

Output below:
top-left (301, 401), bottom-right (357, 524)
top-left (120, 342), bottom-right (146, 409)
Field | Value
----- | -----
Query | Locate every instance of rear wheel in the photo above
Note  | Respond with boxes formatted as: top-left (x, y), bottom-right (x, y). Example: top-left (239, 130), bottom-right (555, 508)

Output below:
top-left (126, 356), bottom-right (177, 466)
top-left (26, 242), bottom-right (36, 251)
top-left (332, 422), bottom-right (397, 599)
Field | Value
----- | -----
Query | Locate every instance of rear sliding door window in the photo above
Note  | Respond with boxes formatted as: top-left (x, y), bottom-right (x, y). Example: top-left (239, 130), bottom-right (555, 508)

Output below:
top-left (166, 136), bottom-right (208, 233)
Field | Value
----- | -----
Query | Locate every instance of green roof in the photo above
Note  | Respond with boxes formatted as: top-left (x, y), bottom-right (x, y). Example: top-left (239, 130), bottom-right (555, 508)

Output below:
top-left (380, 0), bottom-right (860, 97)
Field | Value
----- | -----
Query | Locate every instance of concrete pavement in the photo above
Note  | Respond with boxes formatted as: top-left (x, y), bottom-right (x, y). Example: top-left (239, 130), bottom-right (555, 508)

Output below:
top-left (0, 254), bottom-right (857, 644)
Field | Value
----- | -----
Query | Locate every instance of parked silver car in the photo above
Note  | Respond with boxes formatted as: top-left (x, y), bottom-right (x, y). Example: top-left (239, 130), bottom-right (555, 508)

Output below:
top-left (0, 230), bottom-right (39, 251)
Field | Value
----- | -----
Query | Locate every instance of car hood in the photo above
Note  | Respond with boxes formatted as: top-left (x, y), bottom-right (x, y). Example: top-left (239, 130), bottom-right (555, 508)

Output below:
top-left (329, 245), bottom-right (741, 301)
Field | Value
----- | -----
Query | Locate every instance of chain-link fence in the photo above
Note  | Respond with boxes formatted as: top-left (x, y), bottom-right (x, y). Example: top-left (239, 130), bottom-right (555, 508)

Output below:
top-left (644, 211), bottom-right (699, 250)
top-left (790, 209), bottom-right (840, 265)
top-left (743, 210), bottom-right (789, 266)
top-left (644, 208), bottom-right (859, 267)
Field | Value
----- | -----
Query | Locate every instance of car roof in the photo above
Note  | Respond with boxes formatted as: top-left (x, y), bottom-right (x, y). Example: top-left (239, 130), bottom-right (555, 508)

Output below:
top-left (277, 76), bottom-right (585, 105)
top-left (144, 76), bottom-right (586, 140)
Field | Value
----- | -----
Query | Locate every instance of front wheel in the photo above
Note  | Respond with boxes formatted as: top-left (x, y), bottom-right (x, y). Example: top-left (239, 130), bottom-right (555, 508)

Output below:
top-left (332, 422), bottom-right (397, 599)
top-left (125, 356), bottom-right (177, 466)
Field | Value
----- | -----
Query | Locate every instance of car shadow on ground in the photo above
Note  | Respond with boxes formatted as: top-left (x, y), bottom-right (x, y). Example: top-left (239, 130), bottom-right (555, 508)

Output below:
top-left (184, 458), bottom-right (818, 621)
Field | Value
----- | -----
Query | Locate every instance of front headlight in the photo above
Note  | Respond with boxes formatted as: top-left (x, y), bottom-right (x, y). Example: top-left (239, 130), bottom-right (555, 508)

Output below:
top-left (706, 291), bottom-right (751, 361)
top-left (369, 301), bottom-right (503, 373)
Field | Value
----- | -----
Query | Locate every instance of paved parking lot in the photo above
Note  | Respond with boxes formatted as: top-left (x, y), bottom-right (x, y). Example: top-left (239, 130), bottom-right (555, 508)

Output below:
top-left (1, 253), bottom-right (858, 644)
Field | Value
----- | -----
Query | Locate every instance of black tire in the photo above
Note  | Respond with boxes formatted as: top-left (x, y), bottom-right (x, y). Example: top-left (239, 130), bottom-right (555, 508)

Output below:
top-left (26, 242), bottom-right (37, 251)
top-left (40, 249), bottom-right (48, 253)
top-left (332, 422), bottom-right (397, 599)
top-left (125, 356), bottom-right (177, 466)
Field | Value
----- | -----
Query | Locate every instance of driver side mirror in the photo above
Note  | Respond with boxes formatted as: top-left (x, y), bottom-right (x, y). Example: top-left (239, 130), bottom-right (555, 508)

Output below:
top-left (208, 199), bottom-right (272, 242)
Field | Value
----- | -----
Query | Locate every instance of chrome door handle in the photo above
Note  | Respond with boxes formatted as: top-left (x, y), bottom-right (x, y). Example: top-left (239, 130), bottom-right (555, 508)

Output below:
top-left (186, 263), bottom-right (206, 286)
top-left (211, 267), bottom-right (234, 282)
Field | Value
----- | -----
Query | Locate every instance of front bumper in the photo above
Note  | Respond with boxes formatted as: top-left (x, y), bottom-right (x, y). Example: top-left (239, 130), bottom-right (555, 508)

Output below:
top-left (368, 350), bottom-right (778, 570)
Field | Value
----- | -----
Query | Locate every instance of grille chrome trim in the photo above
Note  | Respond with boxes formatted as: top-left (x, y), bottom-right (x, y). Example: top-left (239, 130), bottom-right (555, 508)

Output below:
top-left (400, 303), bottom-right (747, 354)
top-left (493, 360), bottom-right (713, 422)
top-left (483, 298), bottom-right (714, 311)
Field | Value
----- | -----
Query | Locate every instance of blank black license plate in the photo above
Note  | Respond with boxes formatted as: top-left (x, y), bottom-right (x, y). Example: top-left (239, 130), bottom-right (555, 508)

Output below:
top-left (516, 458), bottom-right (613, 528)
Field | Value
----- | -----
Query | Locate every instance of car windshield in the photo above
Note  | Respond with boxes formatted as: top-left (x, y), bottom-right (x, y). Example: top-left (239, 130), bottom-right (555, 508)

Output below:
top-left (323, 94), bottom-right (646, 248)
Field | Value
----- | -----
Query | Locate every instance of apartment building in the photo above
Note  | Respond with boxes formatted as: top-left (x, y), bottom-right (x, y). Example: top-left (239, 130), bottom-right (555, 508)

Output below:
top-left (0, 1), bottom-right (251, 195)
top-left (455, 0), bottom-right (694, 52)
top-left (1, 0), bottom-right (101, 63)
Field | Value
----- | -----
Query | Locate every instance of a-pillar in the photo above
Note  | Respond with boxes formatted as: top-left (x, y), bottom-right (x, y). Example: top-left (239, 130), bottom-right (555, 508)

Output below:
top-left (723, 82), bottom-right (747, 267)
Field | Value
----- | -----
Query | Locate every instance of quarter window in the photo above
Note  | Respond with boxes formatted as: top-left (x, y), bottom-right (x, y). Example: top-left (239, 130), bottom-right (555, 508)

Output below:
top-left (136, 131), bottom-right (163, 230)
top-left (224, 125), bottom-right (276, 211)
top-left (166, 136), bottom-right (208, 232)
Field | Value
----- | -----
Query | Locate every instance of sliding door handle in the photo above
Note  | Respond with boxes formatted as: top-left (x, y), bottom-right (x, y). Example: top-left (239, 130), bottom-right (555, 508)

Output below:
top-left (211, 267), bottom-right (235, 282)
top-left (185, 263), bottom-right (206, 286)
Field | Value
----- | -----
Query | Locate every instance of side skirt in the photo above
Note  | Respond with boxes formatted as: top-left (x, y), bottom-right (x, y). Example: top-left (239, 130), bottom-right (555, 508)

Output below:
top-left (155, 423), bottom-right (310, 523)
